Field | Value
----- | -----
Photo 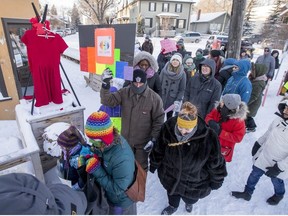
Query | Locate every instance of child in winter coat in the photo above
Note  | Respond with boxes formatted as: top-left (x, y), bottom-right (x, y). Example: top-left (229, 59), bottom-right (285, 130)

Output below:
top-left (193, 48), bottom-right (206, 72)
top-left (245, 63), bottom-right (267, 132)
top-left (205, 94), bottom-right (248, 162)
top-left (232, 97), bottom-right (288, 205)
top-left (183, 55), bottom-right (196, 82)
top-left (160, 53), bottom-right (186, 119)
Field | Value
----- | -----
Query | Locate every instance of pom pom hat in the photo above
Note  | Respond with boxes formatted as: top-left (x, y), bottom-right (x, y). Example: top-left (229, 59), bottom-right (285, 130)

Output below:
top-left (85, 111), bottom-right (114, 146)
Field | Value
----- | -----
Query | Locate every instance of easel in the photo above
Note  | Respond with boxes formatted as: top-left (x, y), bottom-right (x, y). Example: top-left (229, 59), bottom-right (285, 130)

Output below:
top-left (23, 3), bottom-right (81, 115)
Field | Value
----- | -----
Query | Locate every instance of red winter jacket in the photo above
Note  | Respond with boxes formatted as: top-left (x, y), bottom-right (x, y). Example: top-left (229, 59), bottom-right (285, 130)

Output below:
top-left (205, 108), bottom-right (246, 162)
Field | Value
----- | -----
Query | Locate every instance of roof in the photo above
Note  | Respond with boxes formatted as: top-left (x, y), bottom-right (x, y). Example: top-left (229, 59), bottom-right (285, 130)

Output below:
top-left (190, 11), bottom-right (227, 23)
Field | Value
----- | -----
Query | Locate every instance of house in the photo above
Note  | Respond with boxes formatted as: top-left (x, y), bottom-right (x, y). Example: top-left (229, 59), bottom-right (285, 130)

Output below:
top-left (116, 0), bottom-right (196, 37)
top-left (190, 11), bottom-right (230, 34)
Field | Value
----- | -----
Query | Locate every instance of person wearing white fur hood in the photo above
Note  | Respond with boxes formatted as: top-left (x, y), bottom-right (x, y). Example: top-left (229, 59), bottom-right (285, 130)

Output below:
top-left (232, 97), bottom-right (288, 205)
top-left (124, 51), bottom-right (162, 96)
top-left (205, 94), bottom-right (248, 162)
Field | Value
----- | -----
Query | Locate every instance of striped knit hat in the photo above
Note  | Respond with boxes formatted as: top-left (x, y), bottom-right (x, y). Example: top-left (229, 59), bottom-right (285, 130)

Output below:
top-left (85, 111), bottom-right (114, 146)
top-left (57, 125), bottom-right (86, 148)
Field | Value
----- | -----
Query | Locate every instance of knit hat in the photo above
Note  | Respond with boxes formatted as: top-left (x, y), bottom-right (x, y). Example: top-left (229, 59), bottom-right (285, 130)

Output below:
top-left (222, 94), bottom-right (241, 110)
top-left (170, 53), bottom-right (183, 65)
top-left (133, 69), bottom-right (147, 83)
top-left (210, 49), bottom-right (221, 57)
top-left (85, 111), bottom-right (114, 146)
top-left (177, 40), bottom-right (184, 46)
top-left (57, 125), bottom-right (86, 148)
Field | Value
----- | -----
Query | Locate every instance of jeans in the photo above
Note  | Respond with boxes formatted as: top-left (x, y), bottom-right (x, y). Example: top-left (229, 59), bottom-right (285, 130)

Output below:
top-left (245, 165), bottom-right (285, 196)
top-left (167, 192), bottom-right (198, 208)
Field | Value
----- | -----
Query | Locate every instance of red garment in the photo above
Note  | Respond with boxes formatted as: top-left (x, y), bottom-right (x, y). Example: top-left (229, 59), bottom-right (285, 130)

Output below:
top-left (205, 108), bottom-right (246, 162)
top-left (21, 29), bottom-right (68, 107)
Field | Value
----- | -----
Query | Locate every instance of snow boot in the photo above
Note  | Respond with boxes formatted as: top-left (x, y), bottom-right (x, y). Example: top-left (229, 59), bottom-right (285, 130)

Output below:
top-left (161, 206), bottom-right (178, 215)
top-left (185, 203), bottom-right (193, 213)
top-left (231, 191), bottom-right (251, 201)
top-left (267, 194), bottom-right (284, 205)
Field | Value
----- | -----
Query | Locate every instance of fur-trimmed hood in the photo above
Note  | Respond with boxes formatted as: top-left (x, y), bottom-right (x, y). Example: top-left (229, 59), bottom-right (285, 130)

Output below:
top-left (133, 51), bottom-right (159, 72)
top-left (215, 101), bottom-right (249, 120)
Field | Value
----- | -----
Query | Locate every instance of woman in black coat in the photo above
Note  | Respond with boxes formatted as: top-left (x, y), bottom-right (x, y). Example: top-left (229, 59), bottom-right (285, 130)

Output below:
top-left (271, 50), bottom-right (280, 70)
top-left (149, 102), bottom-right (227, 215)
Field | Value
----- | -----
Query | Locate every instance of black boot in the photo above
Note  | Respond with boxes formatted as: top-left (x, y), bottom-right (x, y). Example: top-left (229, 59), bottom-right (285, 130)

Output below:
top-left (161, 206), bottom-right (178, 215)
top-left (185, 203), bottom-right (193, 213)
top-left (267, 194), bottom-right (284, 205)
top-left (231, 191), bottom-right (251, 201)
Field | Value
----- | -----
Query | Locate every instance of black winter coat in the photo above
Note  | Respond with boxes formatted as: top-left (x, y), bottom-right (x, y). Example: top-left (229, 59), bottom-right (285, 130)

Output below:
top-left (150, 117), bottom-right (227, 200)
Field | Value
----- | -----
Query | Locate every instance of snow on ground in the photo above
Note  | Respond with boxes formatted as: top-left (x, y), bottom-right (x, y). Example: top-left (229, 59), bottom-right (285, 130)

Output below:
top-left (1, 32), bottom-right (288, 214)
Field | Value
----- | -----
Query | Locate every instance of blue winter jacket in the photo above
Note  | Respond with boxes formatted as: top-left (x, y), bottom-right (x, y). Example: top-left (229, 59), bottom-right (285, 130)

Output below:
top-left (91, 136), bottom-right (135, 208)
top-left (222, 59), bottom-right (252, 104)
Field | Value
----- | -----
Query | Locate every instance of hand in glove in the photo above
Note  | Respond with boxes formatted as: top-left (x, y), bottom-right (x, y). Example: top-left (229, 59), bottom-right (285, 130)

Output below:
top-left (144, 139), bottom-right (156, 153)
top-left (210, 182), bottom-right (222, 190)
top-left (265, 163), bottom-right (283, 178)
top-left (251, 141), bottom-right (261, 156)
top-left (85, 154), bottom-right (101, 174)
top-left (173, 101), bottom-right (181, 113)
top-left (101, 68), bottom-right (113, 89)
top-left (208, 120), bottom-right (221, 135)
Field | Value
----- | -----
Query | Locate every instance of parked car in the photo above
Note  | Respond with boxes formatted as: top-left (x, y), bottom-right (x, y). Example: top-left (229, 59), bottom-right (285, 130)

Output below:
top-left (174, 31), bottom-right (202, 43)
top-left (54, 29), bottom-right (66, 37)
top-left (206, 35), bottom-right (229, 50)
top-left (242, 34), bottom-right (263, 44)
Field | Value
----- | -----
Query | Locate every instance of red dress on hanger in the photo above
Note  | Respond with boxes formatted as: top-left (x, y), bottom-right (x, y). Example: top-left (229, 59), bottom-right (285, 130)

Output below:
top-left (21, 29), bottom-right (68, 107)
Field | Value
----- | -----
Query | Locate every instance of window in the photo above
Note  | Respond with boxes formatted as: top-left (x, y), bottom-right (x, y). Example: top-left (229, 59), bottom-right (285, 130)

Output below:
top-left (162, 3), bottom-right (169, 12)
top-left (145, 18), bottom-right (153, 28)
top-left (175, 4), bottom-right (182, 13)
top-left (176, 19), bottom-right (186, 29)
top-left (149, 2), bottom-right (156, 11)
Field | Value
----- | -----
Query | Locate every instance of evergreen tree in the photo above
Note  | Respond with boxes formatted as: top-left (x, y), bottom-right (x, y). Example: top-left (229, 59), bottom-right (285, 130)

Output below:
top-left (49, 4), bottom-right (60, 29)
top-left (243, 0), bottom-right (257, 36)
top-left (71, 3), bottom-right (81, 28)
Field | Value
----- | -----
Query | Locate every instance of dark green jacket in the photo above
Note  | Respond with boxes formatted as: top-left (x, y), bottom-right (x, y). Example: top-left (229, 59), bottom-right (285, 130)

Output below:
top-left (92, 136), bottom-right (135, 208)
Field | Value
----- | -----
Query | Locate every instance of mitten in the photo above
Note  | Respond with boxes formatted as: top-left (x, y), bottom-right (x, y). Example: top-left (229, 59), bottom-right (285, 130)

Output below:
top-left (144, 138), bottom-right (156, 153)
top-left (210, 182), bottom-right (222, 190)
top-left (265, 163), bottom-right (283, 178)
top-left (78, 155), bottom-right (86, 168)
top-left (251, 141), bottom-right (261, 156)
top-left (101, 68), bottom-right (113, 89)
top-left (208, 120), bottom-right (221, 135)
top-left (85, 155), bottom-right (101, 174)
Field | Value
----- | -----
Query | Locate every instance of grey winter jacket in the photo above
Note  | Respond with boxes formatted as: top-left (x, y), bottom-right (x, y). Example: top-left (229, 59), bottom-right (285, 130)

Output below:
top-left (184, 58), bottom-right (222, 118)
top-left (255, 48), bottom-right (275, 78)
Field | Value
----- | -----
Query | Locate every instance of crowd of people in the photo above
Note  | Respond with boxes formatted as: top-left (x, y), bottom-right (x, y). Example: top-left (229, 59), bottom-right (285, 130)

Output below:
top-left (1, 36), bottom-right (287, 215)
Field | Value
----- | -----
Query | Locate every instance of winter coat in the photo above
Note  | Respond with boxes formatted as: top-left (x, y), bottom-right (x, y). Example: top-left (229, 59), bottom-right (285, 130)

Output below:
top-left (142, 40), bottom-right (153, 54)
top-left (160, 62), bottom-right (186, 110)
top-left (184, 58), bottom-right (222, 118)
top-left (100, 86), bottom-right (164, 147)
top-left (247, 64), bottom-right (267, 117)
top-left (271, 50), bottom-right (280, 69)
top-left (256, 49), bottom-right (275, 78)
top-left (92, 136), bottom-right (135, 208)
top-left (149, 116), bottom-right (227, 200)
top-left (183, 55), bottom-right (197, 82)
top-left (217, 58), bottom-right (237, 90)
top-left (193, 55), bottom-right (206, 72)
top-left (157, 51), bottom-right (173, 74)
top-left (205, 102), bottom-right (248, 162)
top-left (253, 114), bottom-right (288, 180)
top-left (222, 59), bottom-right (252, 104)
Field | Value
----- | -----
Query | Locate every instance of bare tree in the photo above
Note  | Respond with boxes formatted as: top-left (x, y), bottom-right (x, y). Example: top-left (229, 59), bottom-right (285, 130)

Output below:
top-left (195, 0), bottom-right (233, 13)
top-left (78, 0), bottom-right (115, 24)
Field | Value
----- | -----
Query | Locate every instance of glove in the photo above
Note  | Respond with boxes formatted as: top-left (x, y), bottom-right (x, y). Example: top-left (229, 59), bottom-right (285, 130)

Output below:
top-left (265, 163), bottom-right (283, 178)
top-left (210, 182), bottom-right (222, 190)
top-left (101, 68), bottom-right (113, 89)
top-left (85, 154), bottom-right (101, 174)
top-left (251, 141), bottom-right (261, 156)
top-left (173, 101), bottom-right (181, 113)
top-left (208, 120), bottom-right (221, 135)
top-left (144, 139), bottom-right (156, 153)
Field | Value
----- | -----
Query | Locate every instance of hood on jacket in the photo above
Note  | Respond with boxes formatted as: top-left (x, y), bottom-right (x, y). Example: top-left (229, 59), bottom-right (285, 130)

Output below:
top-left (271, 49), bottom-right (279, 57)
top-left (199, 58), bottom-right (216, 77)
top-left (233, 59), bottom-right (251, 77)
top-left (215, 101), bottom-right (248, 120)
top-left (278, 96), bottom-right (288, 117)
top-left (220, 58), bottom-right (237, 72)
top-left (264, 47), bottom-right (272, 55)
top-left (133, 51), bottom-right (159, 72)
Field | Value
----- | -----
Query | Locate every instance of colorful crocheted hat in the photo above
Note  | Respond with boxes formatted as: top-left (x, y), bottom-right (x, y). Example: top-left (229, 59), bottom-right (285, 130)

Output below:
top-left (85, 111), bottom-right (114, 146)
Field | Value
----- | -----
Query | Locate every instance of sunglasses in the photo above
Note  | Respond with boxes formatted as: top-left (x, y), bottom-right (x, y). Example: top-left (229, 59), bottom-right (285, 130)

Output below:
top-left (264, 49), bottom-right (269, 52)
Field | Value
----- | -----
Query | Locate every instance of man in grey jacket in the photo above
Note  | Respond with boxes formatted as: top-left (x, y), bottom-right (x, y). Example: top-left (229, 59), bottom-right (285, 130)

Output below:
top-left (100, 68), bottom-right (165, 171)
top-left (255, 47), bottom-right (275, 80)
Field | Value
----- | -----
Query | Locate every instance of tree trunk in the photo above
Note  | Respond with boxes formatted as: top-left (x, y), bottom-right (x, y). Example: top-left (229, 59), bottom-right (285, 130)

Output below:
top-left (226, 0), bottom-right (247, 59)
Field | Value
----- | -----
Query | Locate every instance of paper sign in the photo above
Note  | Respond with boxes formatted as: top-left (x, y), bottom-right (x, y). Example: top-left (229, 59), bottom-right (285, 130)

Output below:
top-left (111, 117), bottom-right (122, 133)
top-left (160, 39), bottom-right (177, 54)
top-left (124, 66), bottom-right (133, 81)
top-left (96, 63), bottom-right (107, 75)
top-left (115, 61), bottom-right (128, 79)
top-left (284, 81), bottom-right (288, 89)
top-left (95, 28), bottom-right (115, 64)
